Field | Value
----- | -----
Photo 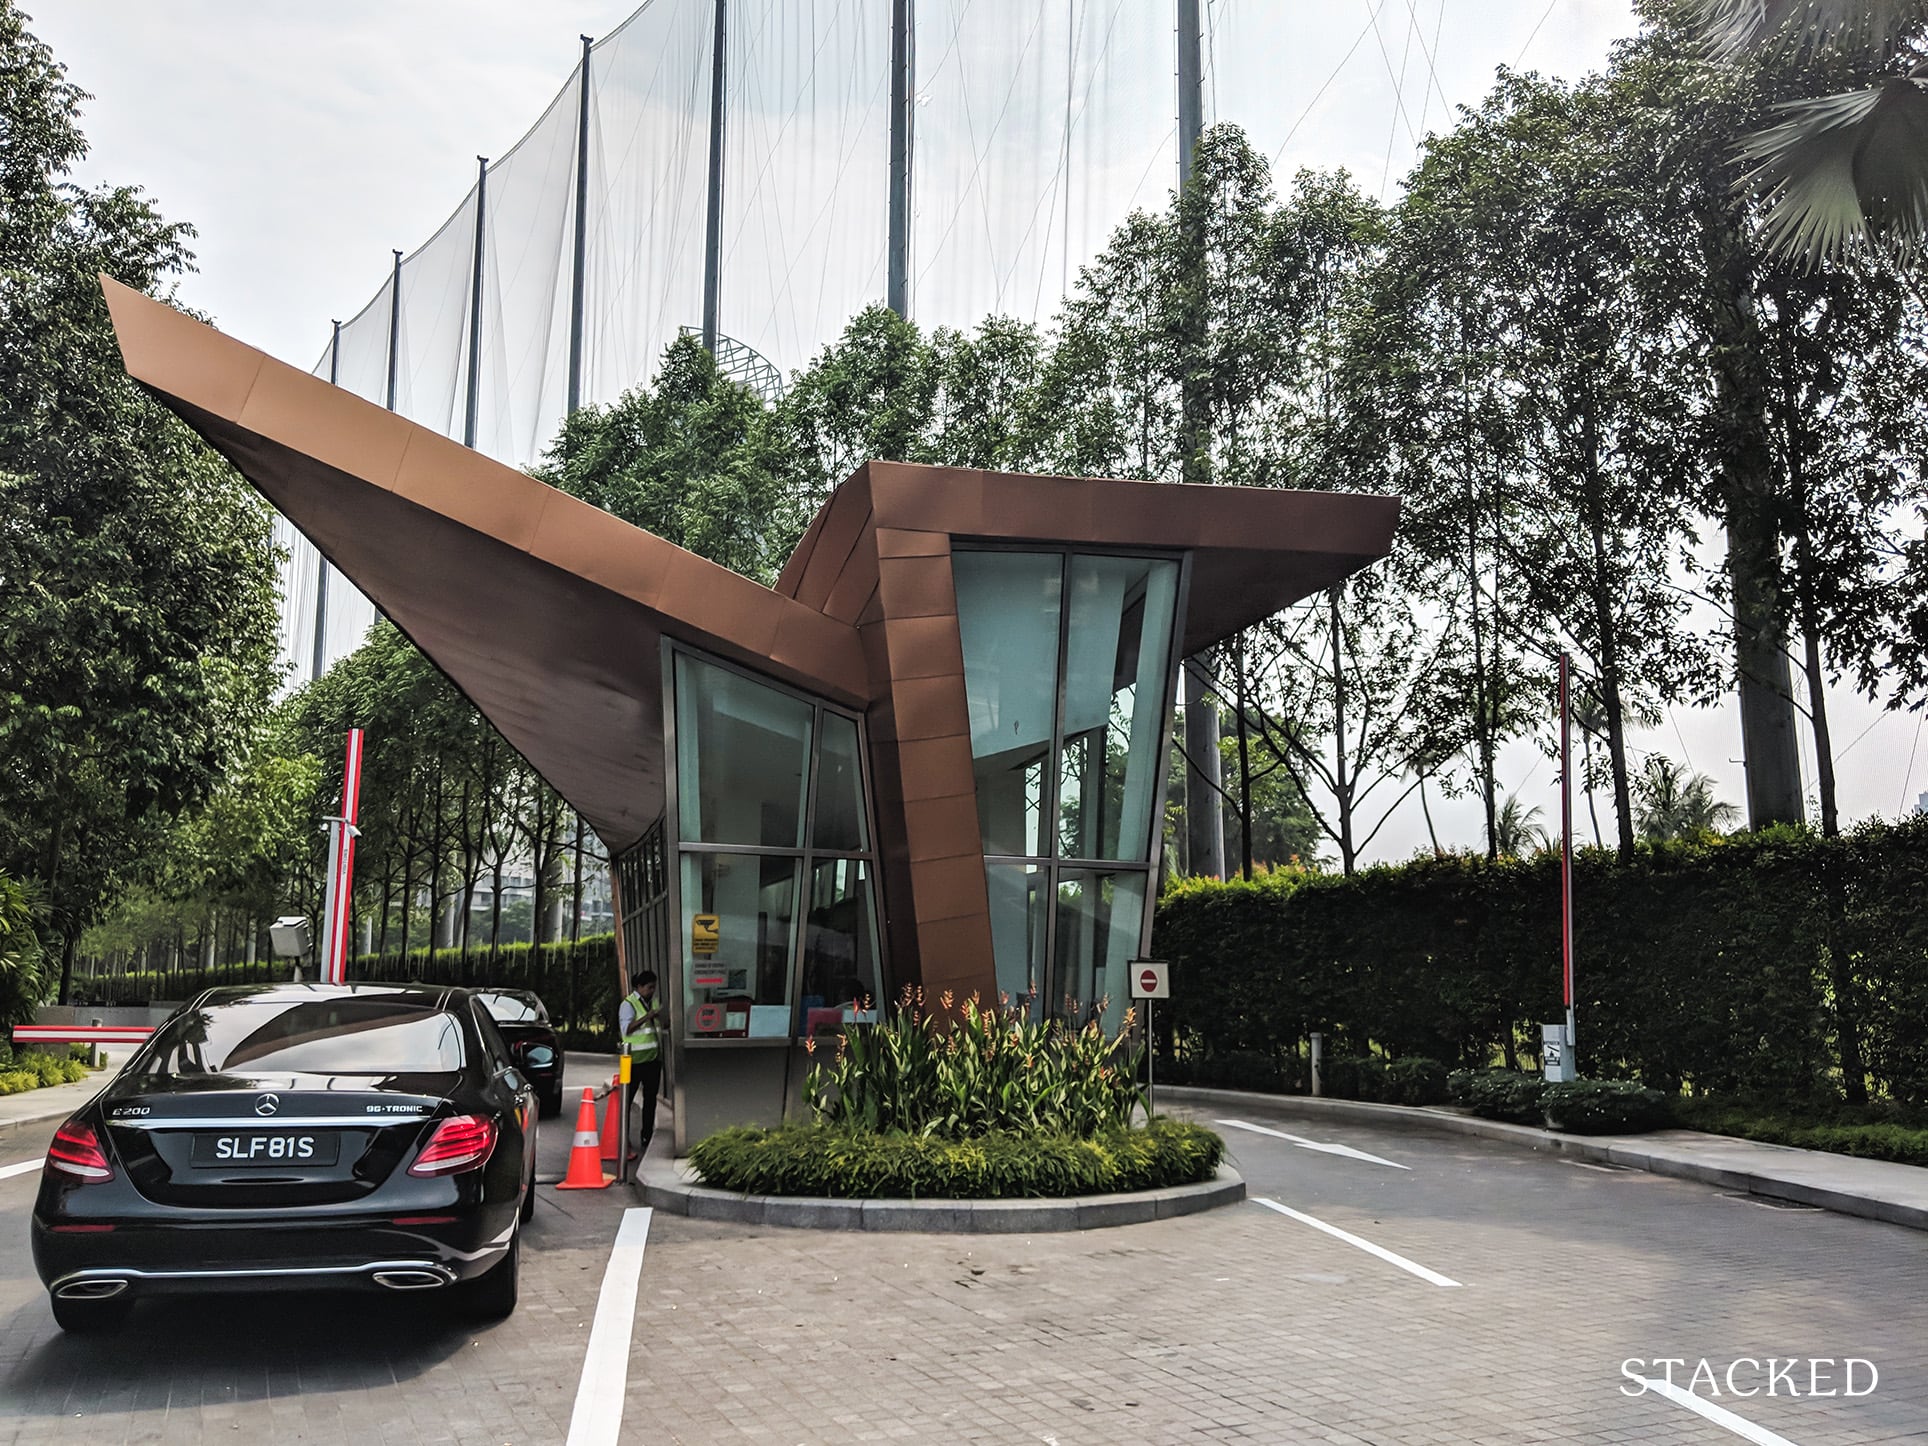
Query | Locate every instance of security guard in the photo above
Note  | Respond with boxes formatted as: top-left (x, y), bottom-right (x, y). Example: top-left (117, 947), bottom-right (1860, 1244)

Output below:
top-left (617, 971), bottom-right (664, 1156)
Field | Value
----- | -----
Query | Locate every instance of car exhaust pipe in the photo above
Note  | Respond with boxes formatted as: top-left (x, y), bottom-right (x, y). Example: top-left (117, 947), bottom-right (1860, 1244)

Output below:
top-left (55, 1278), bottom-right (129, 1300)
top-left (371, 1267), bottom-right (453, 1291)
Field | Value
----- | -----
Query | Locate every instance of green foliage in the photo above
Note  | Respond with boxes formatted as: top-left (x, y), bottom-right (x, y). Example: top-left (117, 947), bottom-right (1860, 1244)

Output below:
top-left (0, 871), bottom-right (50, 1028)
top-left (686, 1118), bottom-right (1224, 1199)
top-left (0, 6), bottom-right (279, 991)
top-left (542, 334), bottom-right (789, 582)
top-left (1676, 1096), bottom-right (1928, 1167)
top-left (1636, 756), bottom-right (1740, 841)
top-left (1541, 1079), bottom-right (1675, 1133)
top-left (0, 1050), bottom-right (89, 1095)
top-left (806, 991), bottom-right (1143, 1140)
top-left (76, 934), bottom-right (617, 1050)
top-left (1156, 819), bottom-right (1928, 1104)
top-left (1322, 1052), bottom-right (1453, 1105)
top-left (1449, 1069), bottom-right (1549, 1125)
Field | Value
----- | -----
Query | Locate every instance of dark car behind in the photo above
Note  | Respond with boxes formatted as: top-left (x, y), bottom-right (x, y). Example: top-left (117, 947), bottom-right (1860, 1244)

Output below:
top-left (32, 982), bottom-right (536, 1333)
top-left (473, 990), bottom-right (567, 1118)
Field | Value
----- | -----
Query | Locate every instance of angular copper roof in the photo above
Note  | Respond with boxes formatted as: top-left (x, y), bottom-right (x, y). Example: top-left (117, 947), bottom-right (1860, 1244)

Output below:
top-left (104, 275), bottom-right (1399, 988)
top-left (103, 277), bottom-right (864, 853)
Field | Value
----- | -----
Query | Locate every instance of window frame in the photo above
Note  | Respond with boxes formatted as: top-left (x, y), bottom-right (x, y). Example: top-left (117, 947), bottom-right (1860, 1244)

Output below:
top-left (662, 641), bottom-right (881, 1049)
top-left (952, 542), bottom-right (1192, 1017)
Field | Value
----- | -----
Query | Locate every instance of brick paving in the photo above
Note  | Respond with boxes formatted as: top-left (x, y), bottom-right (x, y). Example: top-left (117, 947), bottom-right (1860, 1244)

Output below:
top-left (0, 1077), bottom-right (1923, 1444)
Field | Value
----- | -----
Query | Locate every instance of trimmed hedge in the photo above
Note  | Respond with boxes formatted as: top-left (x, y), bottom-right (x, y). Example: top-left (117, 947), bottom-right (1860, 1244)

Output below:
top-left (687, 1119), bottom-right (1226, 1199)
top-left (1541, 1079), bottom-right (1673, 1134)
top-left (1152, 818), bottom-right (1928, 1106)
top-left (1449, 1068), bottom-right (1546, 1124)
top-left (78, 934), bottom-right (619, 1052)
top-left (1448, 1070), bottom-right (1672, 1133)
top-left (1676, 1098), bottom-right (1928, 1168)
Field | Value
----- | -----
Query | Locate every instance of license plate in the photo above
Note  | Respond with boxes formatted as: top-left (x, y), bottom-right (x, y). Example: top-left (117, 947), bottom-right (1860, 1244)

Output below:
top-left (191, 1132), bottom-right (340, 1168)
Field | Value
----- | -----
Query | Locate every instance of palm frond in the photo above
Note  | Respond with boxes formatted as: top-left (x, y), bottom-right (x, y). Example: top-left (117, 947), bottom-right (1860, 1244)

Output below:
top-left (1741, 79), bottom-right (1928, 264)
top-left (1689, 0), bottom-right (1920, 62)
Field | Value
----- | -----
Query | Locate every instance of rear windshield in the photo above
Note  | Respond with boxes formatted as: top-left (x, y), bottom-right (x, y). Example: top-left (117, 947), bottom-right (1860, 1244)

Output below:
top-left (474, 992), bottom-right (546, 1024)
top-left (140, 998), bottom-right (466, 1076)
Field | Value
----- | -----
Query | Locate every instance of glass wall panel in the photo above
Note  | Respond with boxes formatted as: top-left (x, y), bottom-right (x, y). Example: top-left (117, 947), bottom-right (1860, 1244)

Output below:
top-left (1058, 556), bottom-right (1179, 863)
top-left (797, 859), bottom-right (882, 1036)
top-left (680, 852), bottom-right (799, 1039)
top-left (985, 862), bottom-right (1049, 1019)
top-left (810, 712), bottom-right (869, 852)
top-left (1053, 869), bottom-right (1146, 1036)
top-left (953, 552), bottom-right (1062, 856)
top-left (675, 653), bottom-right (813, 848)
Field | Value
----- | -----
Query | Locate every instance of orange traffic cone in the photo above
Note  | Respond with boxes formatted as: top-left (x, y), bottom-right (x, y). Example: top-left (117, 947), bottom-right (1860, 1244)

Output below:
top-left (599, 1074), bottom-right (623, 1163)
top-left (555, 1087), bottom-right (611, 1190)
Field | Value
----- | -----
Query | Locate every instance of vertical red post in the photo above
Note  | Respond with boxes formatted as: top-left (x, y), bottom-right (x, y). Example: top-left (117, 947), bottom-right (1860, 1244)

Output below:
top-left (326, 728), bottom-right (365, 985)
top-left (1559, 655), bottom-right (1575, 1053)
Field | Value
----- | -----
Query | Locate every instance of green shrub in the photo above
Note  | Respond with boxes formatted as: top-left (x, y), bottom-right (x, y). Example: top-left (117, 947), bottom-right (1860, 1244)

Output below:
top-left (687, 1118), bottom-right (1225, 1198)
top-left (1165, 1048), bottom-right (1298, 1094)
top-left (1456, 1069), bottom-right (1548, 1124)
top-left (1323, 1054), bottom-right (1388, 1101)
top-left (1383, 1058), bottom-right (1448, 1105)
top-left (1541, 1079), bottom-right (1673, 1134)
top-left (0, 1052), bottom-right (89, 1091)
top-left (806, 990), bottom-right (1142, 1140)
top-left (1676, 1098), bottom-right (1928, 1167)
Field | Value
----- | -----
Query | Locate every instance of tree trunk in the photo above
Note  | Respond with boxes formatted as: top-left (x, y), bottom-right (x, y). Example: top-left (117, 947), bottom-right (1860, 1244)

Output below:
top-left (1183, 662), bottom-right (1225, 878)
top-left (1702, 212), bottom-right (1804, 829)
top-left (1329, 590), bottom-right (1356, 875)
top-left (1234, 638), bottom-right (1254, 880)
top-left (570, 815), bottom-right (586, 945)
top-left (1782, 399), bottom-right (1837, 836)
top-left (1581, 398), bottom-right (1636, 859)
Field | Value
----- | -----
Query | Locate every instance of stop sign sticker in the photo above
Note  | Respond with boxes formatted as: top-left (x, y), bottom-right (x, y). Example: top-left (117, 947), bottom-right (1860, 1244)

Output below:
top-left (1131, 961), bottom-right (1170, 1000)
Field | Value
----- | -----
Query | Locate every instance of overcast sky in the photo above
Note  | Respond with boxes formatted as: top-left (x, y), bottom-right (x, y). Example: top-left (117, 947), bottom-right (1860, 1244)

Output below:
top-left (32, 0), bottom-right (1924, 861)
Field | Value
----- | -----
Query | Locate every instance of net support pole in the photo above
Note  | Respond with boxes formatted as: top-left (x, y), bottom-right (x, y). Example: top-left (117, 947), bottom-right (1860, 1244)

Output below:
top-left (887, 0), bottom-right (914, 317)
top-left (702, 0), bottom-right (728, 352)
top-left (385, 249), bottom-right (402, 412)
top-left (1176, 0), bottom-right (1203, 186)
top-left (568, 35), bottom-right (592, 414)
top-left (312, 321), bottom-right (341, 683)
top-left (464, 156), bottom-right (488, 449)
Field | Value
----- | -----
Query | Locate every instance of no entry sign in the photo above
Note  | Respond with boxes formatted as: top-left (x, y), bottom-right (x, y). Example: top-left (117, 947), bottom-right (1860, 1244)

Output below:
top-left (1130, 960), bottom-right (1170, 1000)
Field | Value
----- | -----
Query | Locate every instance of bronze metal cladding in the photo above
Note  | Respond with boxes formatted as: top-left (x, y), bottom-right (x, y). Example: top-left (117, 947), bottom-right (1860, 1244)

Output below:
top-left (104, 280), bottom-right (1398, 1005)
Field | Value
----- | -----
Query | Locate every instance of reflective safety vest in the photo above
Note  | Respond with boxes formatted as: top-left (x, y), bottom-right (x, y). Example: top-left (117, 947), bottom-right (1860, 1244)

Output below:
top-left (620, 990), bottom-right (662, 1062)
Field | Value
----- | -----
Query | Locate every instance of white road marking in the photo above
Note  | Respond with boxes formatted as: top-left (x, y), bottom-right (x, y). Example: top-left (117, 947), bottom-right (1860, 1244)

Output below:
top-left (0, 1158), bottom-right (44, 1181)
top-left (1251, 1197), bottom-right (1462, 1287)
top-left (1217, 1118), bottom-right (1409, 1169)
top-left (566, 1207), bottom-right (654, 1446)
top-left (1632, 1376), bottom-right (1801, 1446)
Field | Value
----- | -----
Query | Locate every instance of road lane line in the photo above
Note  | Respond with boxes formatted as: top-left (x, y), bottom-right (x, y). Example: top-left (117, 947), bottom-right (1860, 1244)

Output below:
top-left (1631, 1376), bottom-right (1800, 1445)
top-left (566, 1206), bottom-right (654, 1446)
top-left (1251, 1197), bottom-right (1461, 1287)
top-left (0, 1158), bottom-right (43, 1181)
top-left (1217, 1118), bottom-right (1409, 1169)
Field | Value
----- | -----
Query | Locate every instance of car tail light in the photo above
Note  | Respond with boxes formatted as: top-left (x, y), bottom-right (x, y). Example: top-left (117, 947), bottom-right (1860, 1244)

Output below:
top-left (408, 1115), bottom-right (497, 1177)
top-left (46, 1120), bottom-right (113, 1183)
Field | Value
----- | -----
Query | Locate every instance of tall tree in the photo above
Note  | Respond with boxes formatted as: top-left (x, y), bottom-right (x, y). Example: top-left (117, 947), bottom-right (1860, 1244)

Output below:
top-left (0, 7), bottom-right (279, 998)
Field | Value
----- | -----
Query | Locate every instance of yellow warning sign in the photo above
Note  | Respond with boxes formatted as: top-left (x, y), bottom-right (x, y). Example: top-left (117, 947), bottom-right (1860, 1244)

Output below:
top-left (692, 913), bottom-right (720, 957)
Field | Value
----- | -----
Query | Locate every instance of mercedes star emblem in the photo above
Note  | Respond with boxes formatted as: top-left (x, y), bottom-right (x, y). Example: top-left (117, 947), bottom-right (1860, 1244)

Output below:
top-left (255, 1093), bottom-right (280, 1116)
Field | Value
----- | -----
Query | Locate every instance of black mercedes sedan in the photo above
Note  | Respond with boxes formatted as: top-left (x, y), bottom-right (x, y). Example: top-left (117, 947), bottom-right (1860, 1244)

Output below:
top-left (32, 982), bottom-right (537, 1333)
top-left (473, 989), bottom-right (567, 1118)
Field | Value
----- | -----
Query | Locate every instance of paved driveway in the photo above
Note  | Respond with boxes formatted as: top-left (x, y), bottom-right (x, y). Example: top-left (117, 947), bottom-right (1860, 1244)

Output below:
top-left (1, 1080), bottom-right (1922, 1443)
